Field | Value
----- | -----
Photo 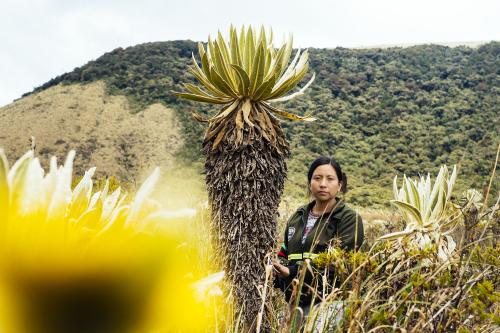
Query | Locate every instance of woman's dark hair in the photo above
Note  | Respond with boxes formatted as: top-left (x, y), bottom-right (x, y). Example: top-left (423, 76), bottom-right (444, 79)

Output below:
top-left (307, 156), bottom-right (348, 193)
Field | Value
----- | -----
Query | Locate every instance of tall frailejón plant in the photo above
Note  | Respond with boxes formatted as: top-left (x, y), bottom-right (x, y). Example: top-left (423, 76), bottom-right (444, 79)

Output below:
top-left (175, 25), bottom-right (315, 325)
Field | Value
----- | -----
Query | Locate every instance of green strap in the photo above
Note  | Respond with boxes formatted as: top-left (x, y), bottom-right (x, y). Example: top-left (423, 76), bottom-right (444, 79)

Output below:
top-left (303, 252), bottom-right (319, 259)
top-left (288, 252), bottom-right (318, 260)
top-left (288, 253), bottom-right (303, 260)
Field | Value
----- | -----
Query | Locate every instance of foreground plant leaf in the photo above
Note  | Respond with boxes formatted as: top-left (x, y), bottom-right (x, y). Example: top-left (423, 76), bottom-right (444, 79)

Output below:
top-left (0, 150), bottom-right (222, 333)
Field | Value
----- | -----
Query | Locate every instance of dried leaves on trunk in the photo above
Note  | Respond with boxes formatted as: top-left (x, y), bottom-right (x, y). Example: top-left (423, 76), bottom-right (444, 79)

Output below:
top-left (202, 101), bottom-right (289, 326)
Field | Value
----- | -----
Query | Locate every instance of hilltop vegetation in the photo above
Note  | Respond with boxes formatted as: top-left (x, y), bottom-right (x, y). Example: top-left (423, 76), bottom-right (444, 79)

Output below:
top-left (27, 41), bottom-right (499, 207)
top-left (1, 82), bottom-right (182, 182)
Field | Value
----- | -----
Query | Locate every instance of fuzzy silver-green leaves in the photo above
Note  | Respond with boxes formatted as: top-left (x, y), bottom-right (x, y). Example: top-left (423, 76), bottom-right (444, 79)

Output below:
top-left (175, 25), bottom-right (315, 121)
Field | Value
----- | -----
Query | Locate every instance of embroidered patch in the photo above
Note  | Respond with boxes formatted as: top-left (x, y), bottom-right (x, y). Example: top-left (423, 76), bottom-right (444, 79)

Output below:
top-left (288, 227), bottom-right (296, 241)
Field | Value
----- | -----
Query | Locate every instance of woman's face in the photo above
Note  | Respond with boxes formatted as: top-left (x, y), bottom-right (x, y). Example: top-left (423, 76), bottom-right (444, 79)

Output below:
top-left (309, 164), bottom-right (342, 203)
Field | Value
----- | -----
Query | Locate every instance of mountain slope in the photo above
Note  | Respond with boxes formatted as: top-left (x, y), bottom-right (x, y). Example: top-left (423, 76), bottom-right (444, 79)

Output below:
top-left (5, 40), bottom-right (500, 206)
top-left (0, 81), bottom-right (182, 182)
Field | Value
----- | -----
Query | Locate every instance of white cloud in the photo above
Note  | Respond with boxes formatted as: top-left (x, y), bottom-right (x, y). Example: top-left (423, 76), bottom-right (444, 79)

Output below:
top-left (0, 0), bottom-right (499, 107)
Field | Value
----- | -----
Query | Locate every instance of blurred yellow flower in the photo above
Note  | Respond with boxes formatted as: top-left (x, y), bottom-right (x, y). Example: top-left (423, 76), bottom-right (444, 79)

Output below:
top-left (0, 149), bottom-right (221, 333)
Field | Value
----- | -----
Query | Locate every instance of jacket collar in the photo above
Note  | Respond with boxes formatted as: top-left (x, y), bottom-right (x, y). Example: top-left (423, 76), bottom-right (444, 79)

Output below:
top-left (298, 199), bottom-right (345, 217)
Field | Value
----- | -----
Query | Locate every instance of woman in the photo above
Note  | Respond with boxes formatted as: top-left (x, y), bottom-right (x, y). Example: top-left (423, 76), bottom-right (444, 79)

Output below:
top-left (273, 156), bottom-right (364, 322)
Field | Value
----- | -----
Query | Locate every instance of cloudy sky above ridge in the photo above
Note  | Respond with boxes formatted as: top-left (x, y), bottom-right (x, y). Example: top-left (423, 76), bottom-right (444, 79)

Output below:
top-left (0, 0), bottom-right (499, 107)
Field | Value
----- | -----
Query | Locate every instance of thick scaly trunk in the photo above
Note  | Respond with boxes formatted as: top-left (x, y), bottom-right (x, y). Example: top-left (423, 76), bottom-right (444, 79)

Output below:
top-left (203, 101), bottom-right (289, 327)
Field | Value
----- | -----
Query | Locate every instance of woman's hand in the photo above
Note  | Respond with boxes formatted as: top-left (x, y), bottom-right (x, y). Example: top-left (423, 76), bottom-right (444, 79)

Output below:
top-left (272, 259), bottom-right (290, 278)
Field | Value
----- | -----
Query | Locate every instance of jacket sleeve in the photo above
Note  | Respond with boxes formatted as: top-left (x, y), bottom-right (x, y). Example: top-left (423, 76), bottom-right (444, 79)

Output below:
top-left (275, 214), bottom-right (300, 290)
top-left (283, 213), bottom-right (300, 282)
top-left (337, 209), bottom-right (364, 251)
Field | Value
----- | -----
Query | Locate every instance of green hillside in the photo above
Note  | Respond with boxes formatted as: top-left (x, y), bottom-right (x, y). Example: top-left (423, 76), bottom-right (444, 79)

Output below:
top-left (26, 41), bottom-right (499, 207)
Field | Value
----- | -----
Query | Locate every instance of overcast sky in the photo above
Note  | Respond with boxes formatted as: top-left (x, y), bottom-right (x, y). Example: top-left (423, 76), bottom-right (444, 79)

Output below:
top-left (0, 0), bottom-right (498, 107)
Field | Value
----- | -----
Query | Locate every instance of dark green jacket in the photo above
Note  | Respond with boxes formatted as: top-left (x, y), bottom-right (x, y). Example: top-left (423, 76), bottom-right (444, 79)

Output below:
top-left (276, 200), bottom-right (364, 305)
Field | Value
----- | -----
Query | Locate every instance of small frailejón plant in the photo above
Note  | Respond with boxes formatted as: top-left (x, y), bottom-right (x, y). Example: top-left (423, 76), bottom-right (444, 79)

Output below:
top-left (378, 165), bottom-right (459, 262)
top-left (0, 149), bottom-right (221, 333)
top-left (175, 25), bottom-right (315, 326)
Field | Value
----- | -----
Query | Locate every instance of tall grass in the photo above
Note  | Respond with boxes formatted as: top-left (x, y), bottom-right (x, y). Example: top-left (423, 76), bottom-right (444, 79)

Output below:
top-left (0, 147), bottom-right (497, 332)
top-left (208, 149), bottom-right (499, 332)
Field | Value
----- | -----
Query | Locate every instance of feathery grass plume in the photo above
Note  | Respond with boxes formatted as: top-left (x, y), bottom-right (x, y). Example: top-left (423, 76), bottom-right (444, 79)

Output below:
top-left (174, 25), bottom-right (316, 328)
top-left (0, 149), bottom-right (222, 333)
top-left (378, 165), bottom-right (459, 262)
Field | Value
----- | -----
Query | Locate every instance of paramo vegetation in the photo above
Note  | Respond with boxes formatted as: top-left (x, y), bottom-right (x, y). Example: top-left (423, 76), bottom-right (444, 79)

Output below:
top-left (11, 30), bottom-right (498, 331)
top-left (0, 149), bottom-right (498, 332)
top-left (27, 40), bottom-right (499, 207)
